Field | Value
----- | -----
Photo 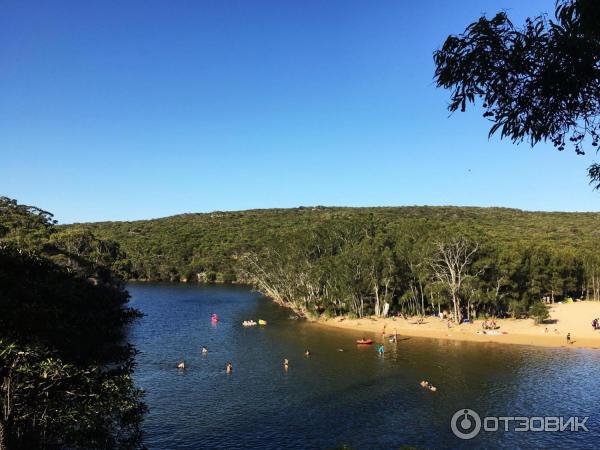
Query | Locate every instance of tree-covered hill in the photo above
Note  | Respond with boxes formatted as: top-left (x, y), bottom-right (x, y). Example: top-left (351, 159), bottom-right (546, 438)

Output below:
top-left (73, 206), bottom-right (600, 284)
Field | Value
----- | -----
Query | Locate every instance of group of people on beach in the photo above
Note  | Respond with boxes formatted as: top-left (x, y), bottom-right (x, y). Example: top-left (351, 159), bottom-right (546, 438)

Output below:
top-left (543, 327), bottom-right (561, 334)
top-left (481, 319), bottom-right (498, 330)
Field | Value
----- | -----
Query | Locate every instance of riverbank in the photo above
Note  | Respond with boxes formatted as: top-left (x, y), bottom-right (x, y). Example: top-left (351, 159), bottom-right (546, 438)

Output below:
top-left (317, 301), bottom-right (600, 349)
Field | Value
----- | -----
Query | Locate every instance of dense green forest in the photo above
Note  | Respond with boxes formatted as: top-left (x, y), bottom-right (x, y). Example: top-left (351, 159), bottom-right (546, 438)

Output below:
top-left (75, 206), bottom-right (600, 322)
top-left (0, 197), bottom-right (145, 449)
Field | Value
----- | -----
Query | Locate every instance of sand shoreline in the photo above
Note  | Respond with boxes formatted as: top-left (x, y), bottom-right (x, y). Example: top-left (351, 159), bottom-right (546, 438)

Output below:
top-left (315, 301), bottom-right (600, 350)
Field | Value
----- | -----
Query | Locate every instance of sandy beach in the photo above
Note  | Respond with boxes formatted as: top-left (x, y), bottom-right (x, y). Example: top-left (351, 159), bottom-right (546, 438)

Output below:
top-left (317, 301), bottom-right (600, 349)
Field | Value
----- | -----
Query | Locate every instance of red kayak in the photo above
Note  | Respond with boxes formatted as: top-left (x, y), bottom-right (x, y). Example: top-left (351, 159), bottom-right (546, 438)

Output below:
top-left (356, 339), bottom-right (373, 345)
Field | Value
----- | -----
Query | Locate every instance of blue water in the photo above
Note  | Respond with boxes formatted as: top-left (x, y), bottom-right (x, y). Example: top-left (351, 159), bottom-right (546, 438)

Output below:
top-left (127, 283), bottom-right (600, 449)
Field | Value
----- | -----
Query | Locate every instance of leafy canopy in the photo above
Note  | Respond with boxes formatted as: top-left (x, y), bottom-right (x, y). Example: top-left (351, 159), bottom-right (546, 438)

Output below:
top-left (434, 0), bottom-right (600, 187)
top-left (0, 197), bottom-right (145, 449)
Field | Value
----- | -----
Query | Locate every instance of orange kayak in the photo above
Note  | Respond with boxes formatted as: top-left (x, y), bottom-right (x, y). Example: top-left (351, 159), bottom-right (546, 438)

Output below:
top-left (356, 339), bottom-right (373, 345)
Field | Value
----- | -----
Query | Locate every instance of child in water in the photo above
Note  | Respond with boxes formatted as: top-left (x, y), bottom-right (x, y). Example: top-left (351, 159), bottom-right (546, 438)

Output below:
top-left (377, 343), bottom-right (385, 355)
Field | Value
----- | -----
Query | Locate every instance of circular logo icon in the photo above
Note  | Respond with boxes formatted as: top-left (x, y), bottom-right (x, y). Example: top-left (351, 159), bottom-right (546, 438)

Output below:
top-left (451, 408), bottom-right (481, 440)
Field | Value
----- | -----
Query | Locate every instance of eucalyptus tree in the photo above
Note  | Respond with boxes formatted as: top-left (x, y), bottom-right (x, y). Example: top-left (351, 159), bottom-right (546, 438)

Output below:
top-left (429, 238), bottom-right (480, 323)
top-left (434, 0), bottom-right (600, 187)
top-left (582, 252), bottom-right (600, 300)
top-left (0, 196), bottom-right (56, 251)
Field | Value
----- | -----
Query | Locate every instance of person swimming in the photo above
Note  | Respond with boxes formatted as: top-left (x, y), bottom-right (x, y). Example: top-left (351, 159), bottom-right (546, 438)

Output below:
top-left (177, 361), bottom-right (185, 369)
top-left (420, 380), bottom-right (437, 391)
top-left (226, 362), bottom-right (233, 373)
top-left (201, 346), bottom-right (208, 354)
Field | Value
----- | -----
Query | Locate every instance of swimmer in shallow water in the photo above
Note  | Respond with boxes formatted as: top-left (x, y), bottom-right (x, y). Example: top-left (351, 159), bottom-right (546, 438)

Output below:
top-left (177, 361), bottom-right (185, 370)
top-left (283, 358), bottom-right (289, 370)
top-left (201, 346), bottom-right (208, 354)
top-left (226, 362), bottom-right (233, 373)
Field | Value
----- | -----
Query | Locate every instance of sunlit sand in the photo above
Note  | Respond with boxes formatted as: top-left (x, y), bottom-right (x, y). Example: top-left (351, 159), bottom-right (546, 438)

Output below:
top-left (318, 301), bottom-right (600, 349)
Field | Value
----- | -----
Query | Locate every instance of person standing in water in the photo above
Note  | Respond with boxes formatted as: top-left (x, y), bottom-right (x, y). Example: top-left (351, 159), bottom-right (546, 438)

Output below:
top-left (283, 358), bottom-right (289, 370)
top-left (201, 346), bottom-right (208, 354)
top-left (566, 333), bottom-right (571, 345)
top-left (304, 349), bottom-right (310, 357)
top-left (377, 343), bottom-right (384, 355)
top-left (226, 362), bottom-right (233, 373)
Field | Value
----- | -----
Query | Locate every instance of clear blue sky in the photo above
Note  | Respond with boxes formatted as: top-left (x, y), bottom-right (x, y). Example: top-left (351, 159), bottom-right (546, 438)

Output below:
top-left (1, 0), bottom-right (599, 223)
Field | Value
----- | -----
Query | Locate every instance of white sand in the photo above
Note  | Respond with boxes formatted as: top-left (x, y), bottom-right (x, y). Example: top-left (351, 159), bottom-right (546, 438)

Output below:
top-left (317, 301), bottom-right (600, 349)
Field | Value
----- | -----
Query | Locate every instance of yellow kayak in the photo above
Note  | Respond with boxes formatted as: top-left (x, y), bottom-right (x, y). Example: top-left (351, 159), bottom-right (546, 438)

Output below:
top-left (258, 319), bottom-right (267, 326)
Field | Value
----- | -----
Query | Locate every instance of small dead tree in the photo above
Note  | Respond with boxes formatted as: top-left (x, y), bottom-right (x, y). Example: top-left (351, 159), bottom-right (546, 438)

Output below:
top-left (429, 237), bottom-right (479, 324)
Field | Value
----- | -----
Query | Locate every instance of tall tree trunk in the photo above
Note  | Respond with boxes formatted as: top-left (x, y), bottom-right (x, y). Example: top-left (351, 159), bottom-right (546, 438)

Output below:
top-left (452, 294), bottom-right (459, 323)
top-left (419, 281), bottom-right (425, 316)
top-left (467, 298), bottom-right (471, 321)
top-left (0, 418), bottom-right (7, 450)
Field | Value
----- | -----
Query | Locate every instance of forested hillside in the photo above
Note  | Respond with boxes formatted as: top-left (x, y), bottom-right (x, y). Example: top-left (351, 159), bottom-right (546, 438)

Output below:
top-left (76, 206), bottom-right (600, 281)
top-left (74, 206), bottom-right (600, 322)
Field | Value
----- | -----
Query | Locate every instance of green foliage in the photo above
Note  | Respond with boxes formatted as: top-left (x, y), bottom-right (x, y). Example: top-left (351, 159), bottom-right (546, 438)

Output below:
top-left (433, 0), bottom-right (600, 187)
top-left (0, 340), bottom-right (144, 449)
top-left (239, 218), bottom-right (595, 320)
top-left (70, 205), bottom-right (600, 321)
top-left (0, 196), bottom-right (56, 251)
top-left (529, 301), bottom-right (550, 325)
top-left (0, 197), bottom-right (145, 449)
top-left (73, 206), bottom-right (600, 285)
top-left (0, 197), bottom-right (129, 283)
top-left (508, 300), bottom-right (528, 319)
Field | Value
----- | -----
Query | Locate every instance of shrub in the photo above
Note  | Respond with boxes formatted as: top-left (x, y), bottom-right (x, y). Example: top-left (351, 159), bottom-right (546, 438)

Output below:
top-left (305, 310), bottom-right (320, 321)
top-left (205, 271), bottom-right (217, 282)
top-left (222, 272), bottom-right (237, 283)
top-left (322, 309), bottom-right (335, 319)
top-left (508, 299), bottom-right (528, 318)
top-left (529, 301), bottom-right (550, 324)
